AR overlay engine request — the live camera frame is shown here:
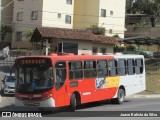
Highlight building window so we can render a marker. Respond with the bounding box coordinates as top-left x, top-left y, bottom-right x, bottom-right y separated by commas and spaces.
110, 11, 113, 15
17, 12, 23, 21
101, 9, 106, 17
101, 48, 107, 54
65, 15, 71, 24
109, 29, 113, 34
92, 47, 98, 54
57, 13, 61, 18
31, 11, 38, 20
16, 32, 22, 41
58, 42, 78, 55
66, 0, 72, 5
